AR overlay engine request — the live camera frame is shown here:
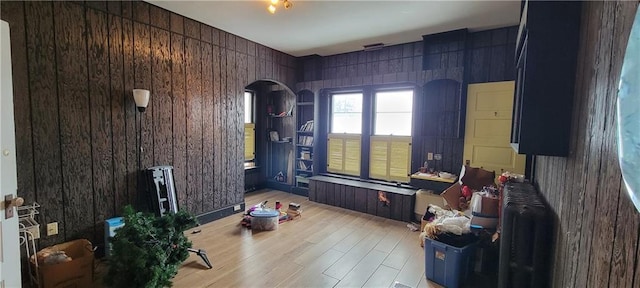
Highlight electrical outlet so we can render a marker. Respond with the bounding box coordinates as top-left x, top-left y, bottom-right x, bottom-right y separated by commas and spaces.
234, 205, 241, 211
47, 222, 58, 236
427, 152, 433, 160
